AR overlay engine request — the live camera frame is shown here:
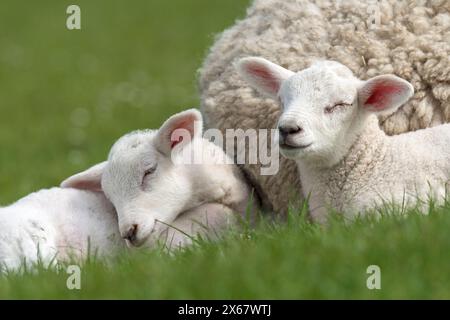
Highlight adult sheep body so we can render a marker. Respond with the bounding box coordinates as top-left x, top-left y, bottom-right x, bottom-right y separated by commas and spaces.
199, 0, 450, 215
